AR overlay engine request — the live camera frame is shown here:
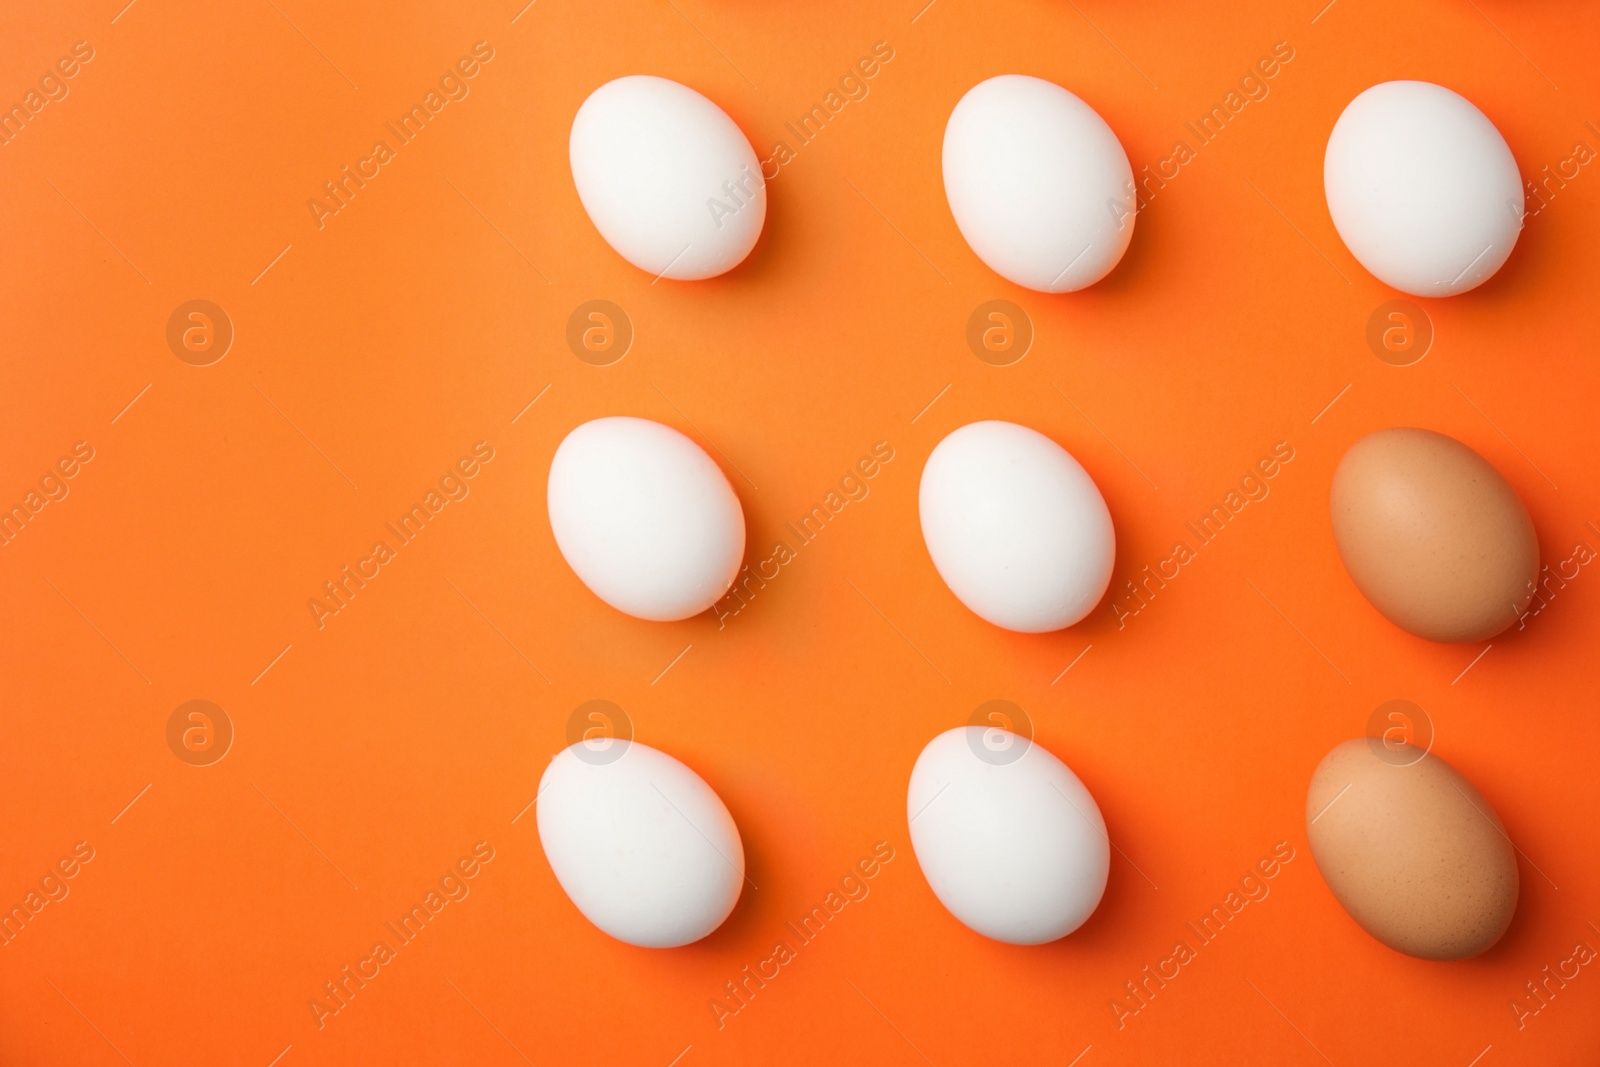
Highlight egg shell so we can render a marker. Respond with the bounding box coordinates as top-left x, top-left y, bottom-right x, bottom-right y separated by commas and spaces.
537, 740, 745, 948
547, 416, 745, 622
942, 75, 1135, 292
1306, 739, 1518, 960
1324, 80, 1523, 296
570, 75, 765, 280
919, 420, 1114, 632
1330, 427, 1537, 642
907, 726, 1110, 944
